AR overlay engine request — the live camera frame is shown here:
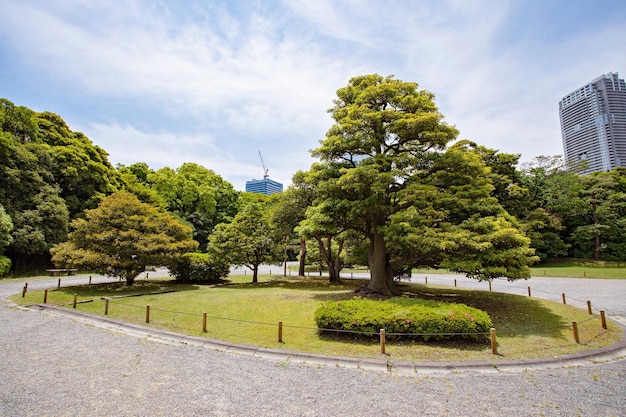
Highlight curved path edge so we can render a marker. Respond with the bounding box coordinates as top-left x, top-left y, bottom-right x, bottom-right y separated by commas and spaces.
27, 302, 626, 374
